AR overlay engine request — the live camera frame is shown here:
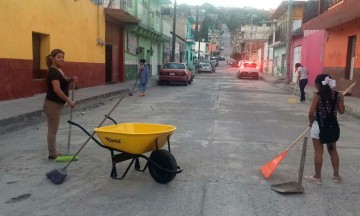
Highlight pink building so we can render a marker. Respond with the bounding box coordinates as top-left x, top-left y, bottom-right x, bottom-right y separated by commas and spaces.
291, 30, 326, 86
